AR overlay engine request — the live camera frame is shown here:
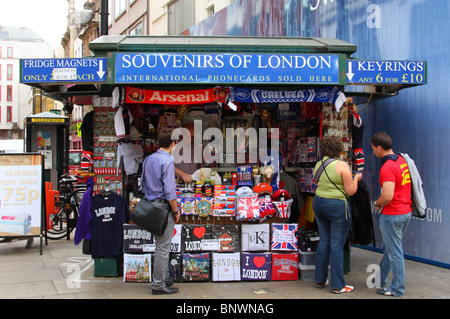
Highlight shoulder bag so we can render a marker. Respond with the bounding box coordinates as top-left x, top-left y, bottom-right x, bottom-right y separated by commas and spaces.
130, 157, 171, 236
